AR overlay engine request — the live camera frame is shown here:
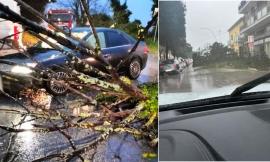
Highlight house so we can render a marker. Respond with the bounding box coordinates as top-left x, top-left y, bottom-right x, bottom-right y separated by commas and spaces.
238, 1, 270, 58
228, 17, 244, 56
